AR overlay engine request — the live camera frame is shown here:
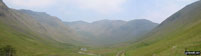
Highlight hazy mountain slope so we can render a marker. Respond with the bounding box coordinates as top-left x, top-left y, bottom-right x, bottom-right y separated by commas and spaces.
126, 1, 201, 56
18, 9, 85, 44
0, 0, 85, 56
109, 19, 158, 42
65, 19, 158, 46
